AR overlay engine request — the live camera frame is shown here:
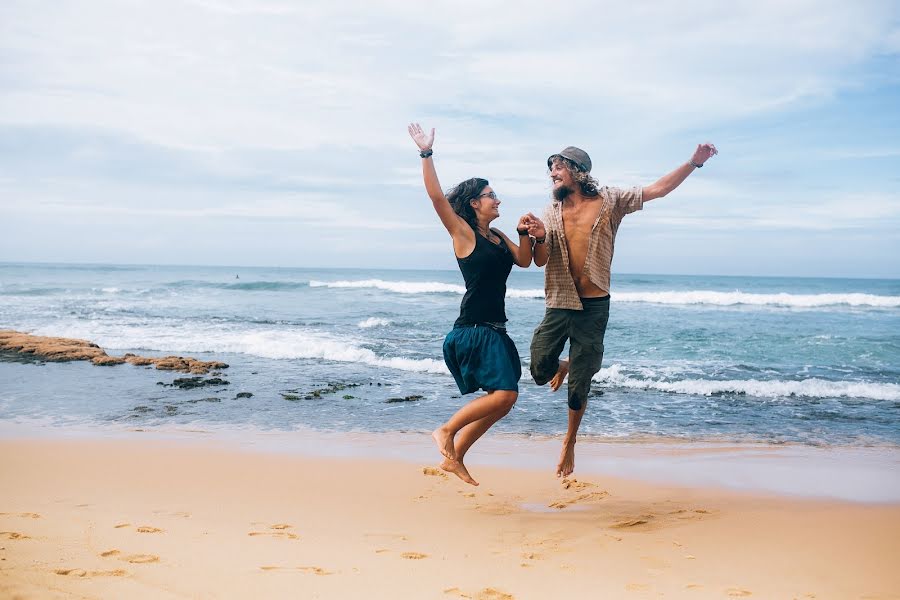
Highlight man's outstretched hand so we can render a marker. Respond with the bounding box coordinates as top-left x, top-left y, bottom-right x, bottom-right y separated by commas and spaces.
691, 143, 718, 166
